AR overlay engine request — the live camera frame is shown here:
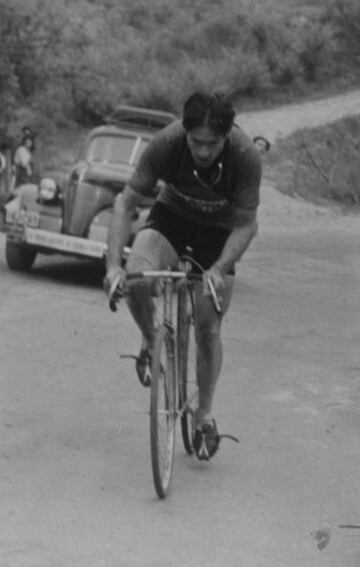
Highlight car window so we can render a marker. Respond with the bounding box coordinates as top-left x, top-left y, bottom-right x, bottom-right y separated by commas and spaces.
86, 135, 148, 165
